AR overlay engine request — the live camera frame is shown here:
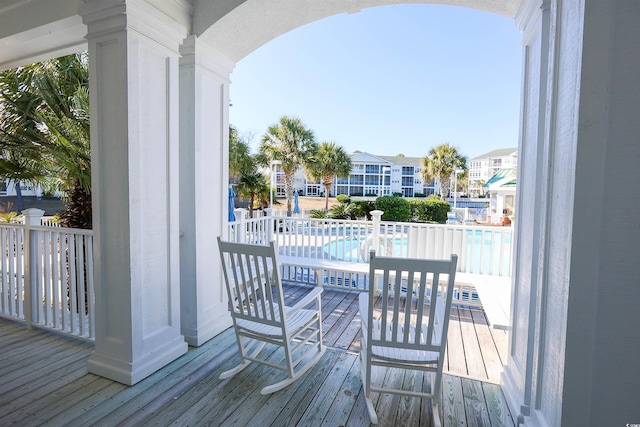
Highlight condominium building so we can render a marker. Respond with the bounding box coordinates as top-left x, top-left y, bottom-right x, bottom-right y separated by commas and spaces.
468, 147, 518, 197
276, 151, 436, 199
